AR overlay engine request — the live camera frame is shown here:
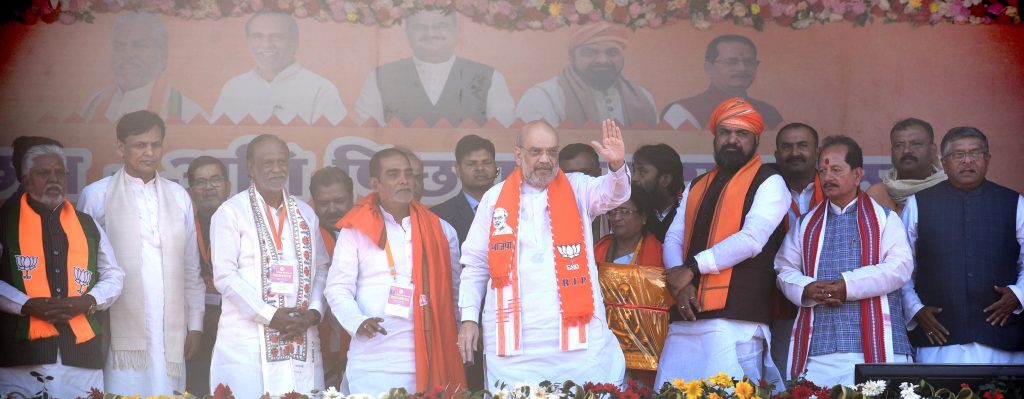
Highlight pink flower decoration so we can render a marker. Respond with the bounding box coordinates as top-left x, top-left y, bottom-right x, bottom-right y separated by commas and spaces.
252, 0, 265, 12
629, 2, 644, 17
851, 1, 867, 13
743, 16, 754, 23
59, 12, 76, 24
589, 10, 602, 20
294, 7, 309, 18
498, 1, 514, 15
987, 3, 1005, 13
543, 15, 559, 29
